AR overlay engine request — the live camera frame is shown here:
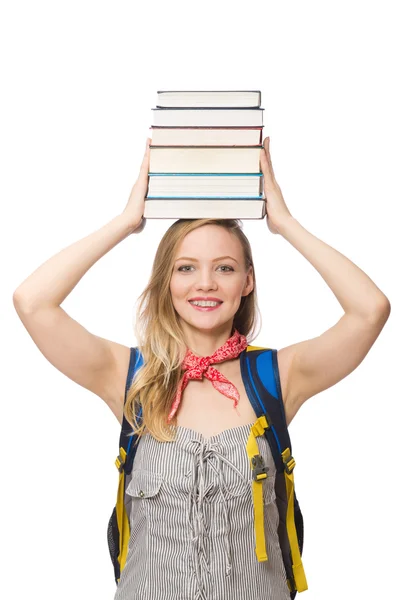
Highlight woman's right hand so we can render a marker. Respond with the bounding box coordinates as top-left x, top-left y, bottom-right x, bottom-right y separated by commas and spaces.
122, 137, 151, 234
